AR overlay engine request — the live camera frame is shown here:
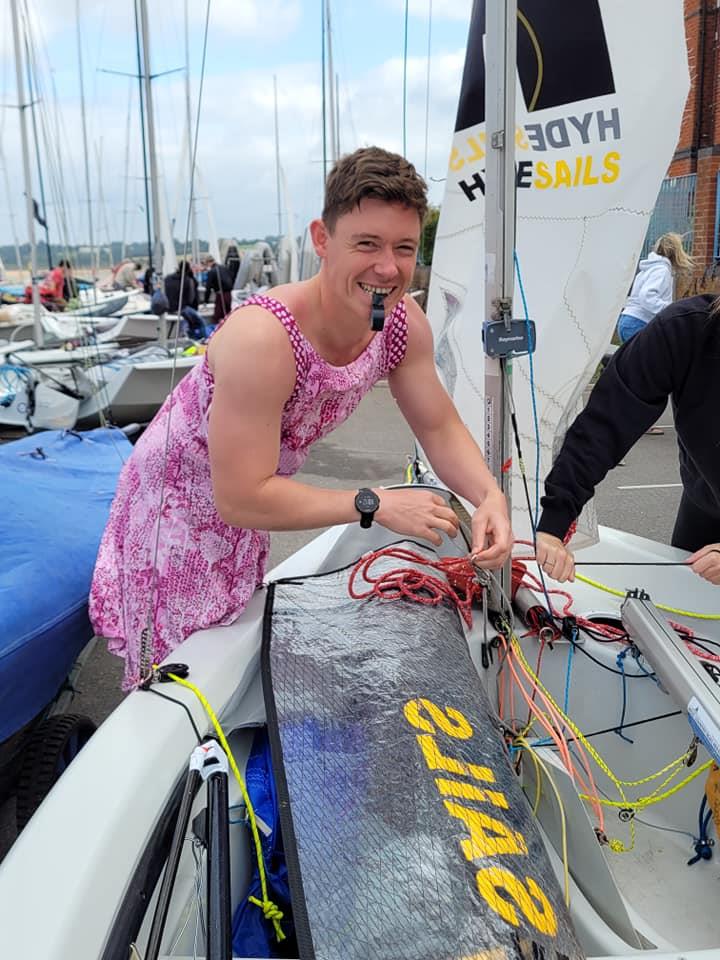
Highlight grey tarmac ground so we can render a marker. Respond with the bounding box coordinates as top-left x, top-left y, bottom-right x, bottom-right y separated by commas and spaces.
0, 383, 681, 860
